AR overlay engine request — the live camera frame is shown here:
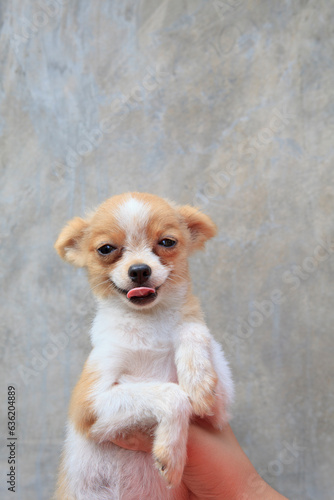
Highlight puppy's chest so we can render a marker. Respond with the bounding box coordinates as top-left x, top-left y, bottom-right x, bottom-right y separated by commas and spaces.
117, 344, 177, 383
93, 308, 180, 382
